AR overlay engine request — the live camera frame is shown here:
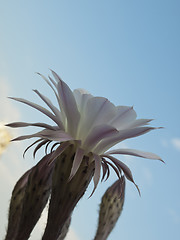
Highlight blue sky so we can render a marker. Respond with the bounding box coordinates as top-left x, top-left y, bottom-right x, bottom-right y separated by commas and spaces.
0, 1, 180, 239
